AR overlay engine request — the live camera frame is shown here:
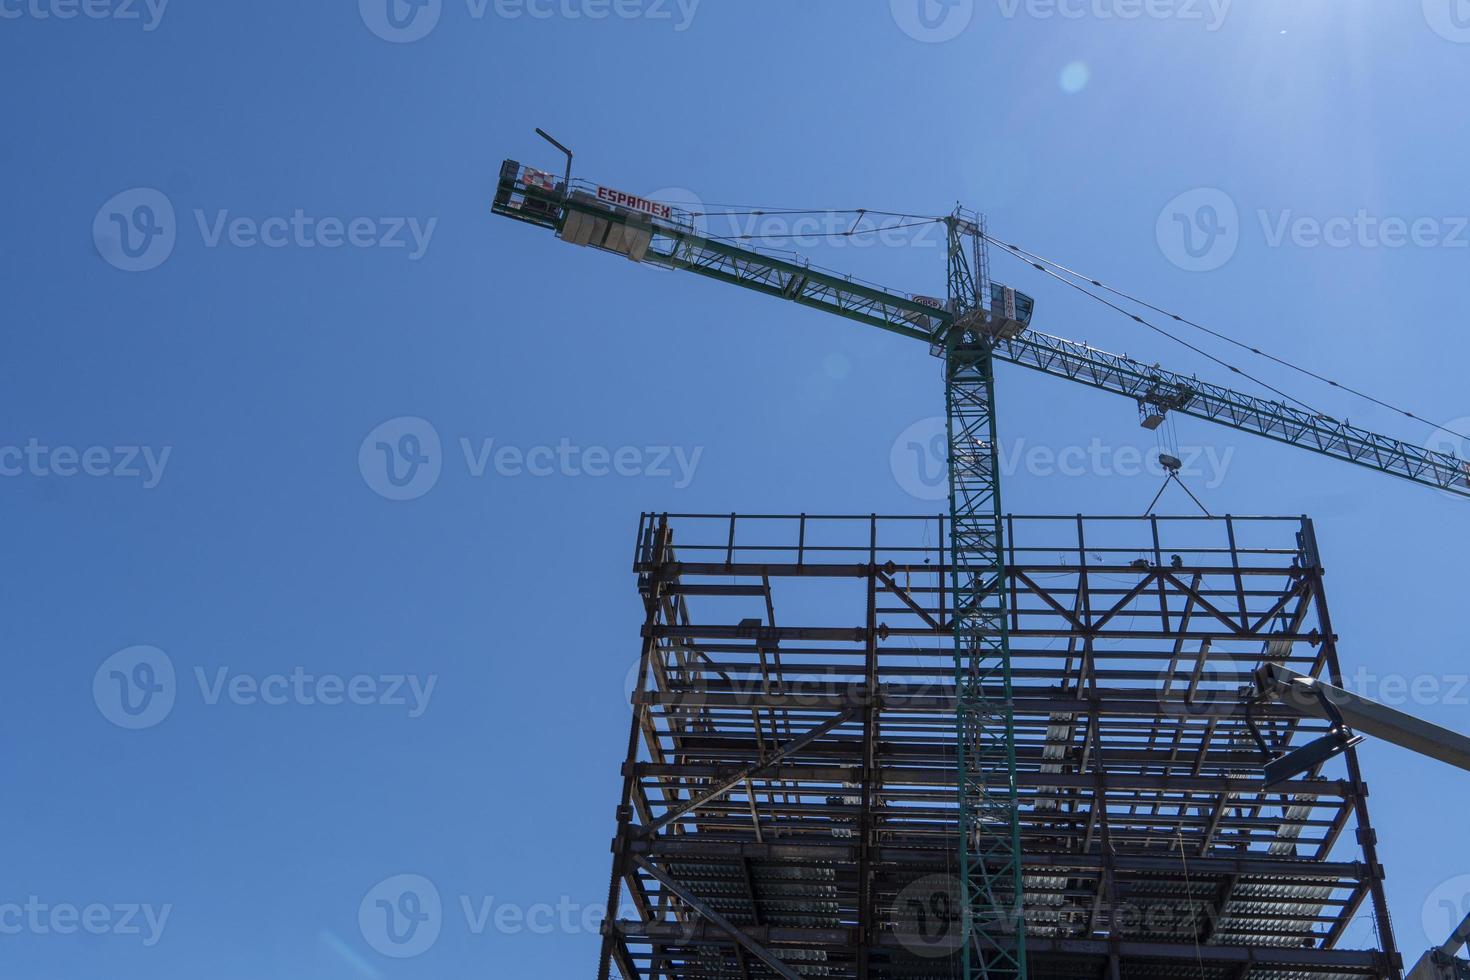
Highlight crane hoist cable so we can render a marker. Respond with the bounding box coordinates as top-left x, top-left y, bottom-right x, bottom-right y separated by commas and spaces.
989, 240, 1333, 419
1144, 465, 1212, 518
986, 233, 1470, 442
